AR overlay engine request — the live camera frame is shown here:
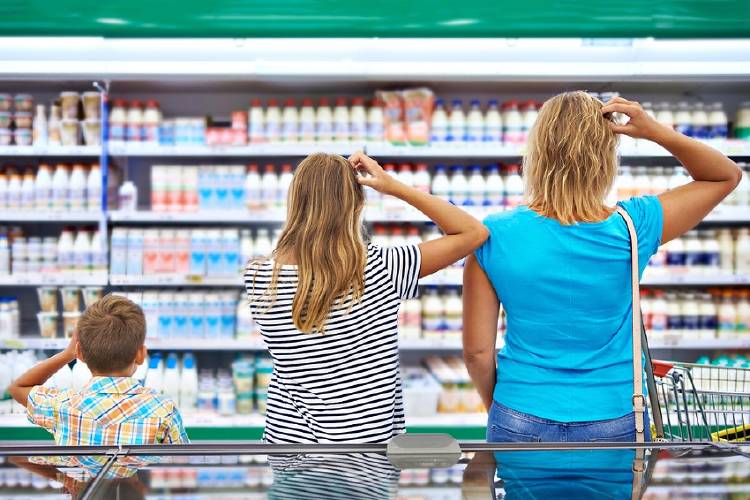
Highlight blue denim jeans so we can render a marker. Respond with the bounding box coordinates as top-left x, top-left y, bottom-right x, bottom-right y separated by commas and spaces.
487, 401, 650, 442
